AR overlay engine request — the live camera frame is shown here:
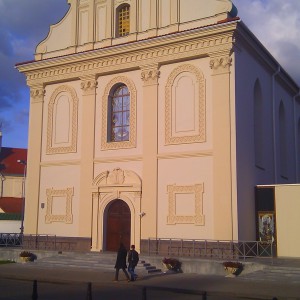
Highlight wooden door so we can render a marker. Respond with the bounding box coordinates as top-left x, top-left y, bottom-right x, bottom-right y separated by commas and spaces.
106, 199, 131, 251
